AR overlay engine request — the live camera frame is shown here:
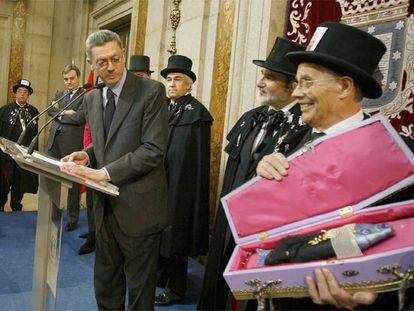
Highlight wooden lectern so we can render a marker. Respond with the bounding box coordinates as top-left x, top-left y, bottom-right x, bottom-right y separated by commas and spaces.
0, 137, 119, 310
